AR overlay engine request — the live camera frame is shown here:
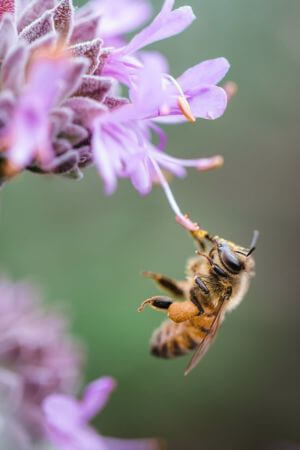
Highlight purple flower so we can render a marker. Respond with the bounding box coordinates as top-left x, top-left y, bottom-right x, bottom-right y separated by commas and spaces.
43, 377, 160, 450
0, 276, 82, 441
77, 0, 153, 47
93, 53, 227, 219
0, 0, 230, 222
